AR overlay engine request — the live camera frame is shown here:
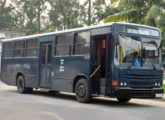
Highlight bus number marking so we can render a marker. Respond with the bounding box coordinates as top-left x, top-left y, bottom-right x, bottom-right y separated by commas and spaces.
59, 59, 64, 72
